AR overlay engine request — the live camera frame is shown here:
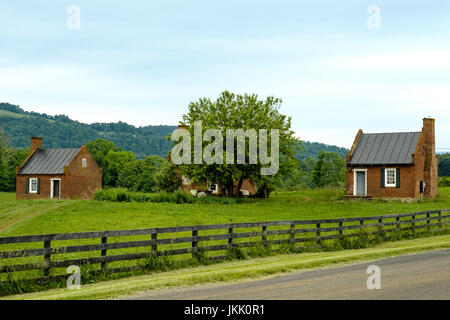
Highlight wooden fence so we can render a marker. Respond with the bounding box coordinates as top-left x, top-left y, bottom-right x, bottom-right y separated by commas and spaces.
1, 209, 449, 283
